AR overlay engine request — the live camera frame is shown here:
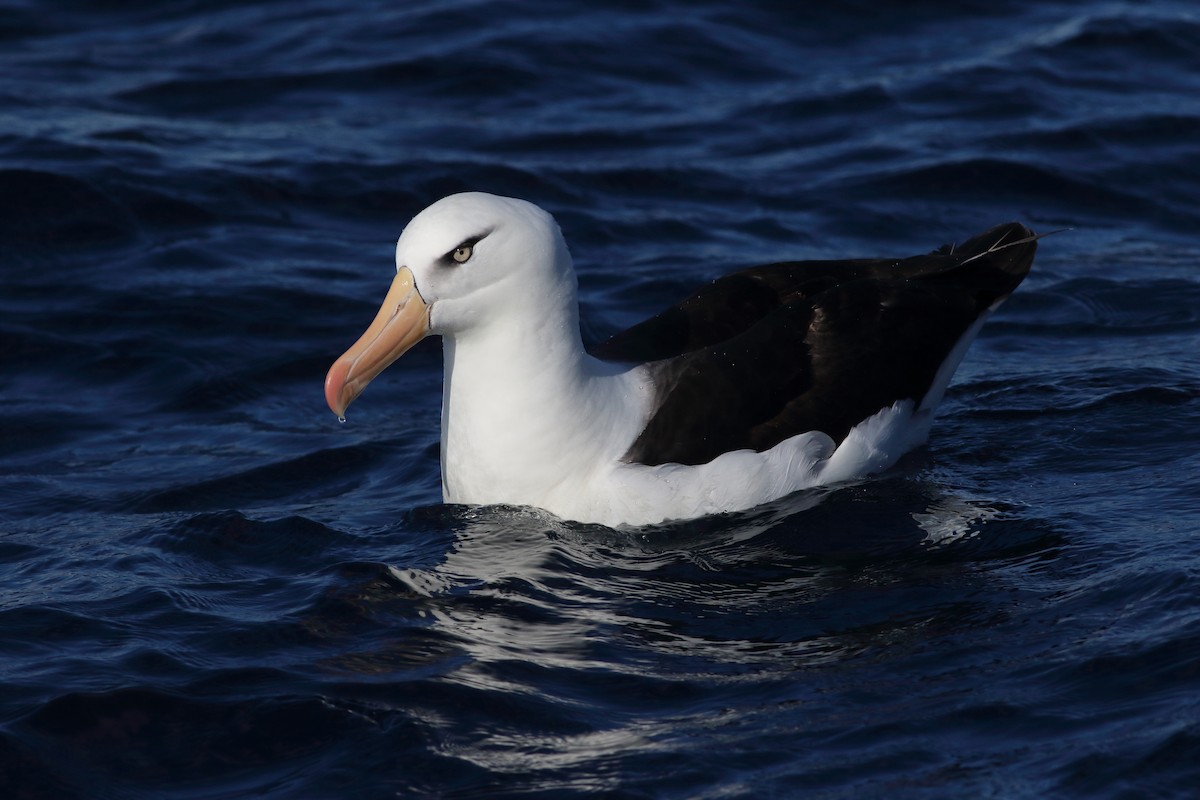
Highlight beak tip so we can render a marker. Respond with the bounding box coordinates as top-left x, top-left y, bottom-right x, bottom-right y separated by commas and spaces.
324, 266, 429, 421
325, 359, 352, 418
